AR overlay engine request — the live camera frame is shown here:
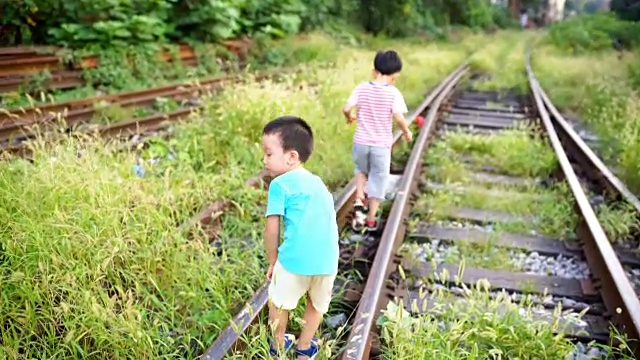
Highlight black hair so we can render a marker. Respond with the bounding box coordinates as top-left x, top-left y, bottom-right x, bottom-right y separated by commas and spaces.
374, 50, 403, 76
263, 116, 314, 162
